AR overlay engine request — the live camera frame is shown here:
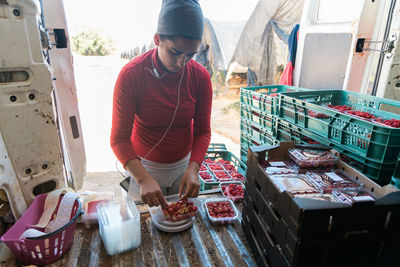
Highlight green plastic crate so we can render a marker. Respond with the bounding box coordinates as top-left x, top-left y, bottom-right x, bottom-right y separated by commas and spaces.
241, 104, 275, 132
391, 176, 400, 190
200, 149, 246, 191
278, 90, 400, 165
240, 85, 311, 115
392, 156, 400, 182
207, 143, 227, 152
240, 132, 278, 169
240, 119, 275, 145
274, 118, 396, 183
